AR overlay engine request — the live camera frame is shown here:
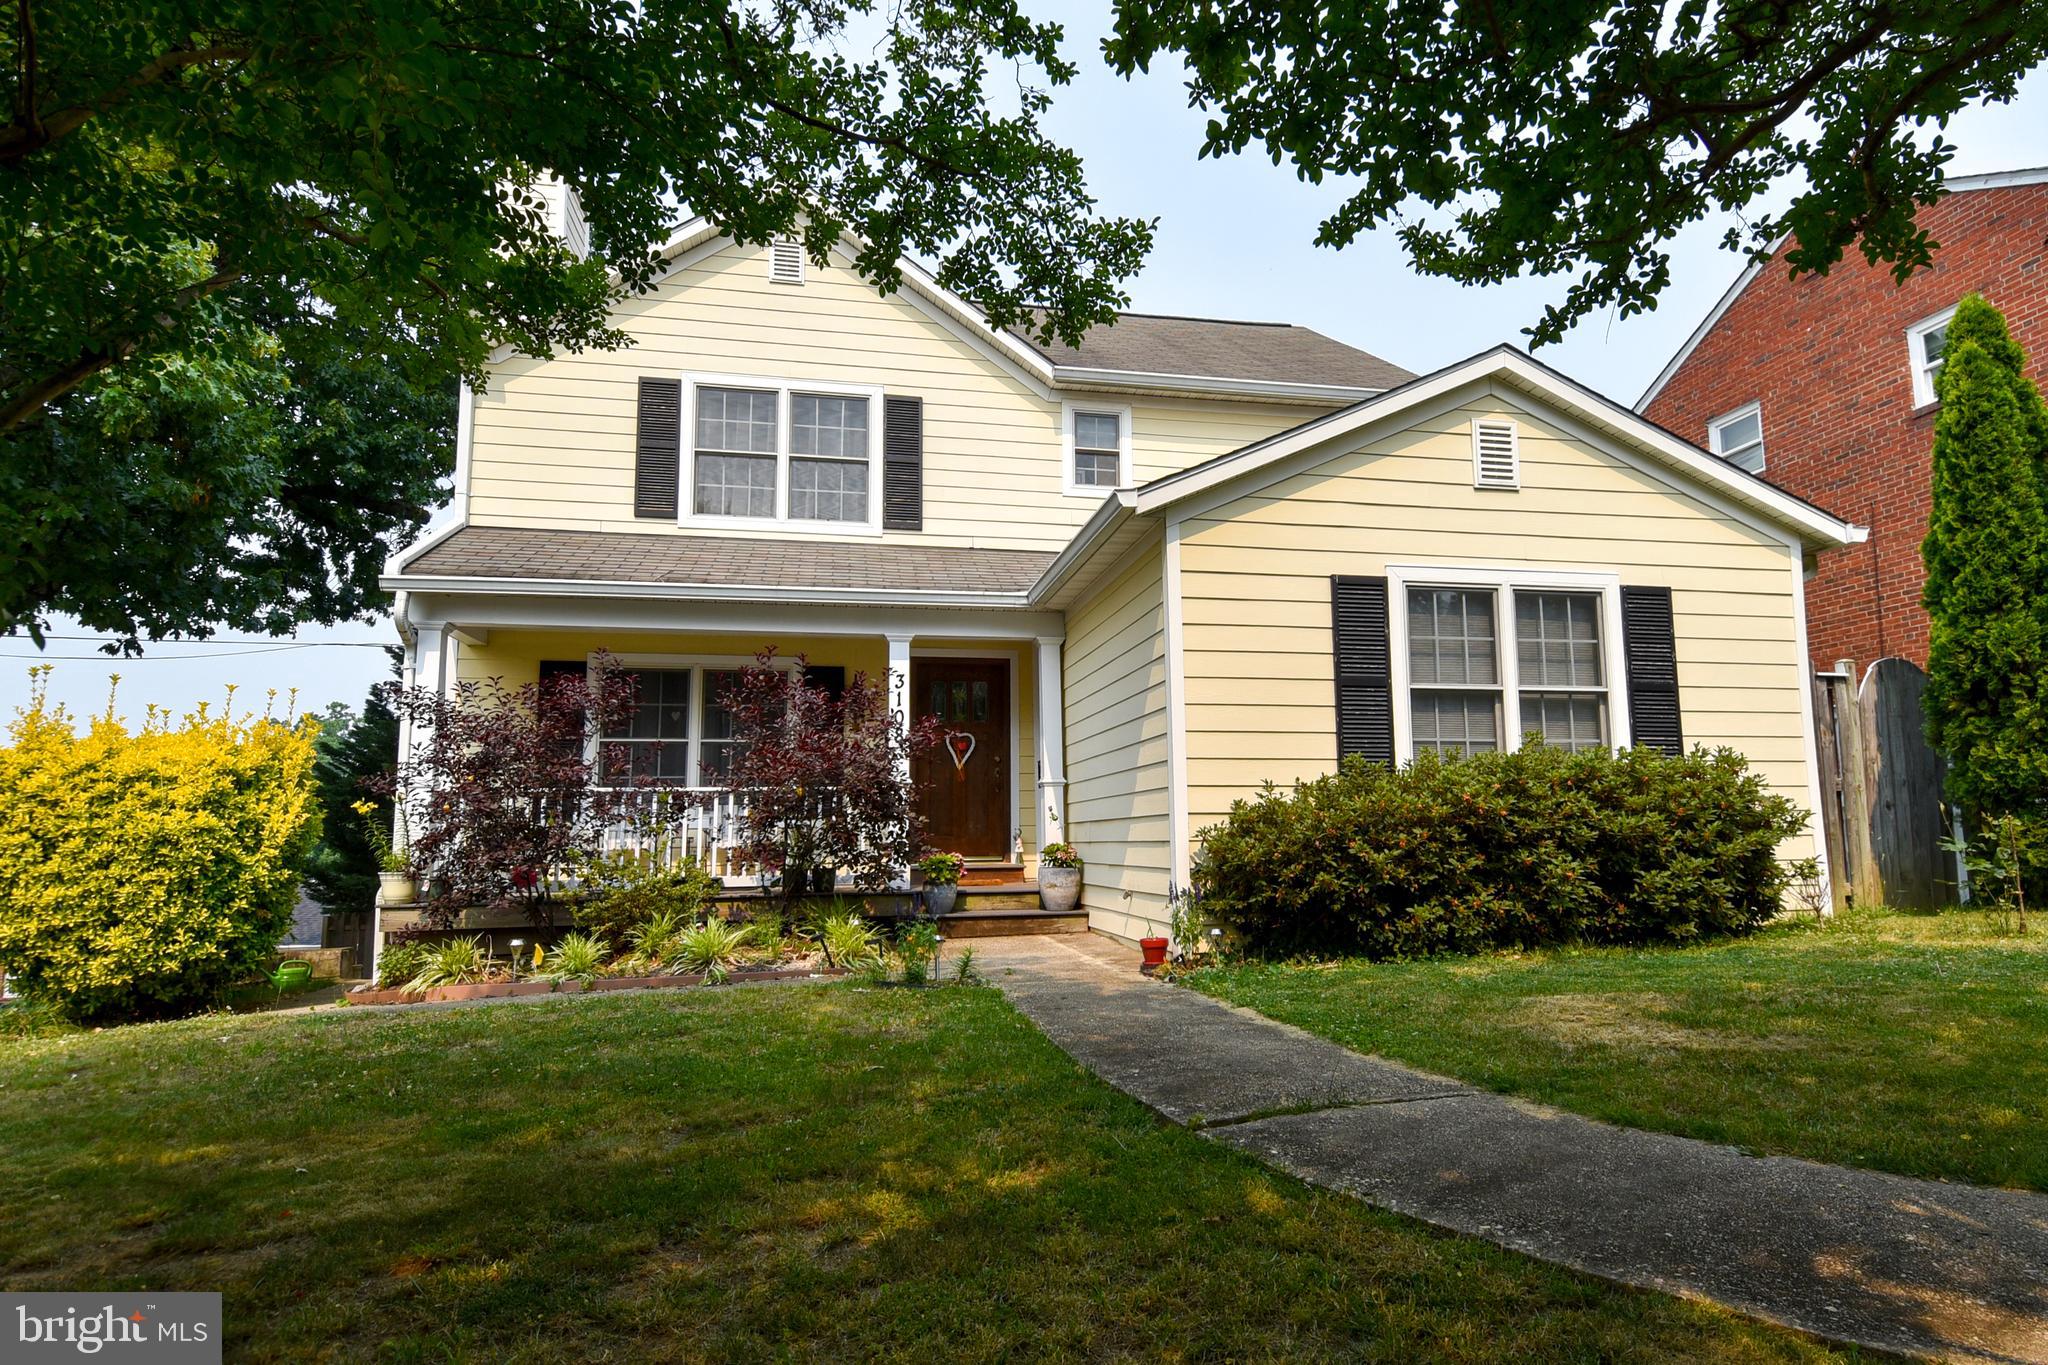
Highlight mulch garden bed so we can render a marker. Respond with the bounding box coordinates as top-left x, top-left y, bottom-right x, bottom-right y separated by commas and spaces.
346, 965, 847, 1007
